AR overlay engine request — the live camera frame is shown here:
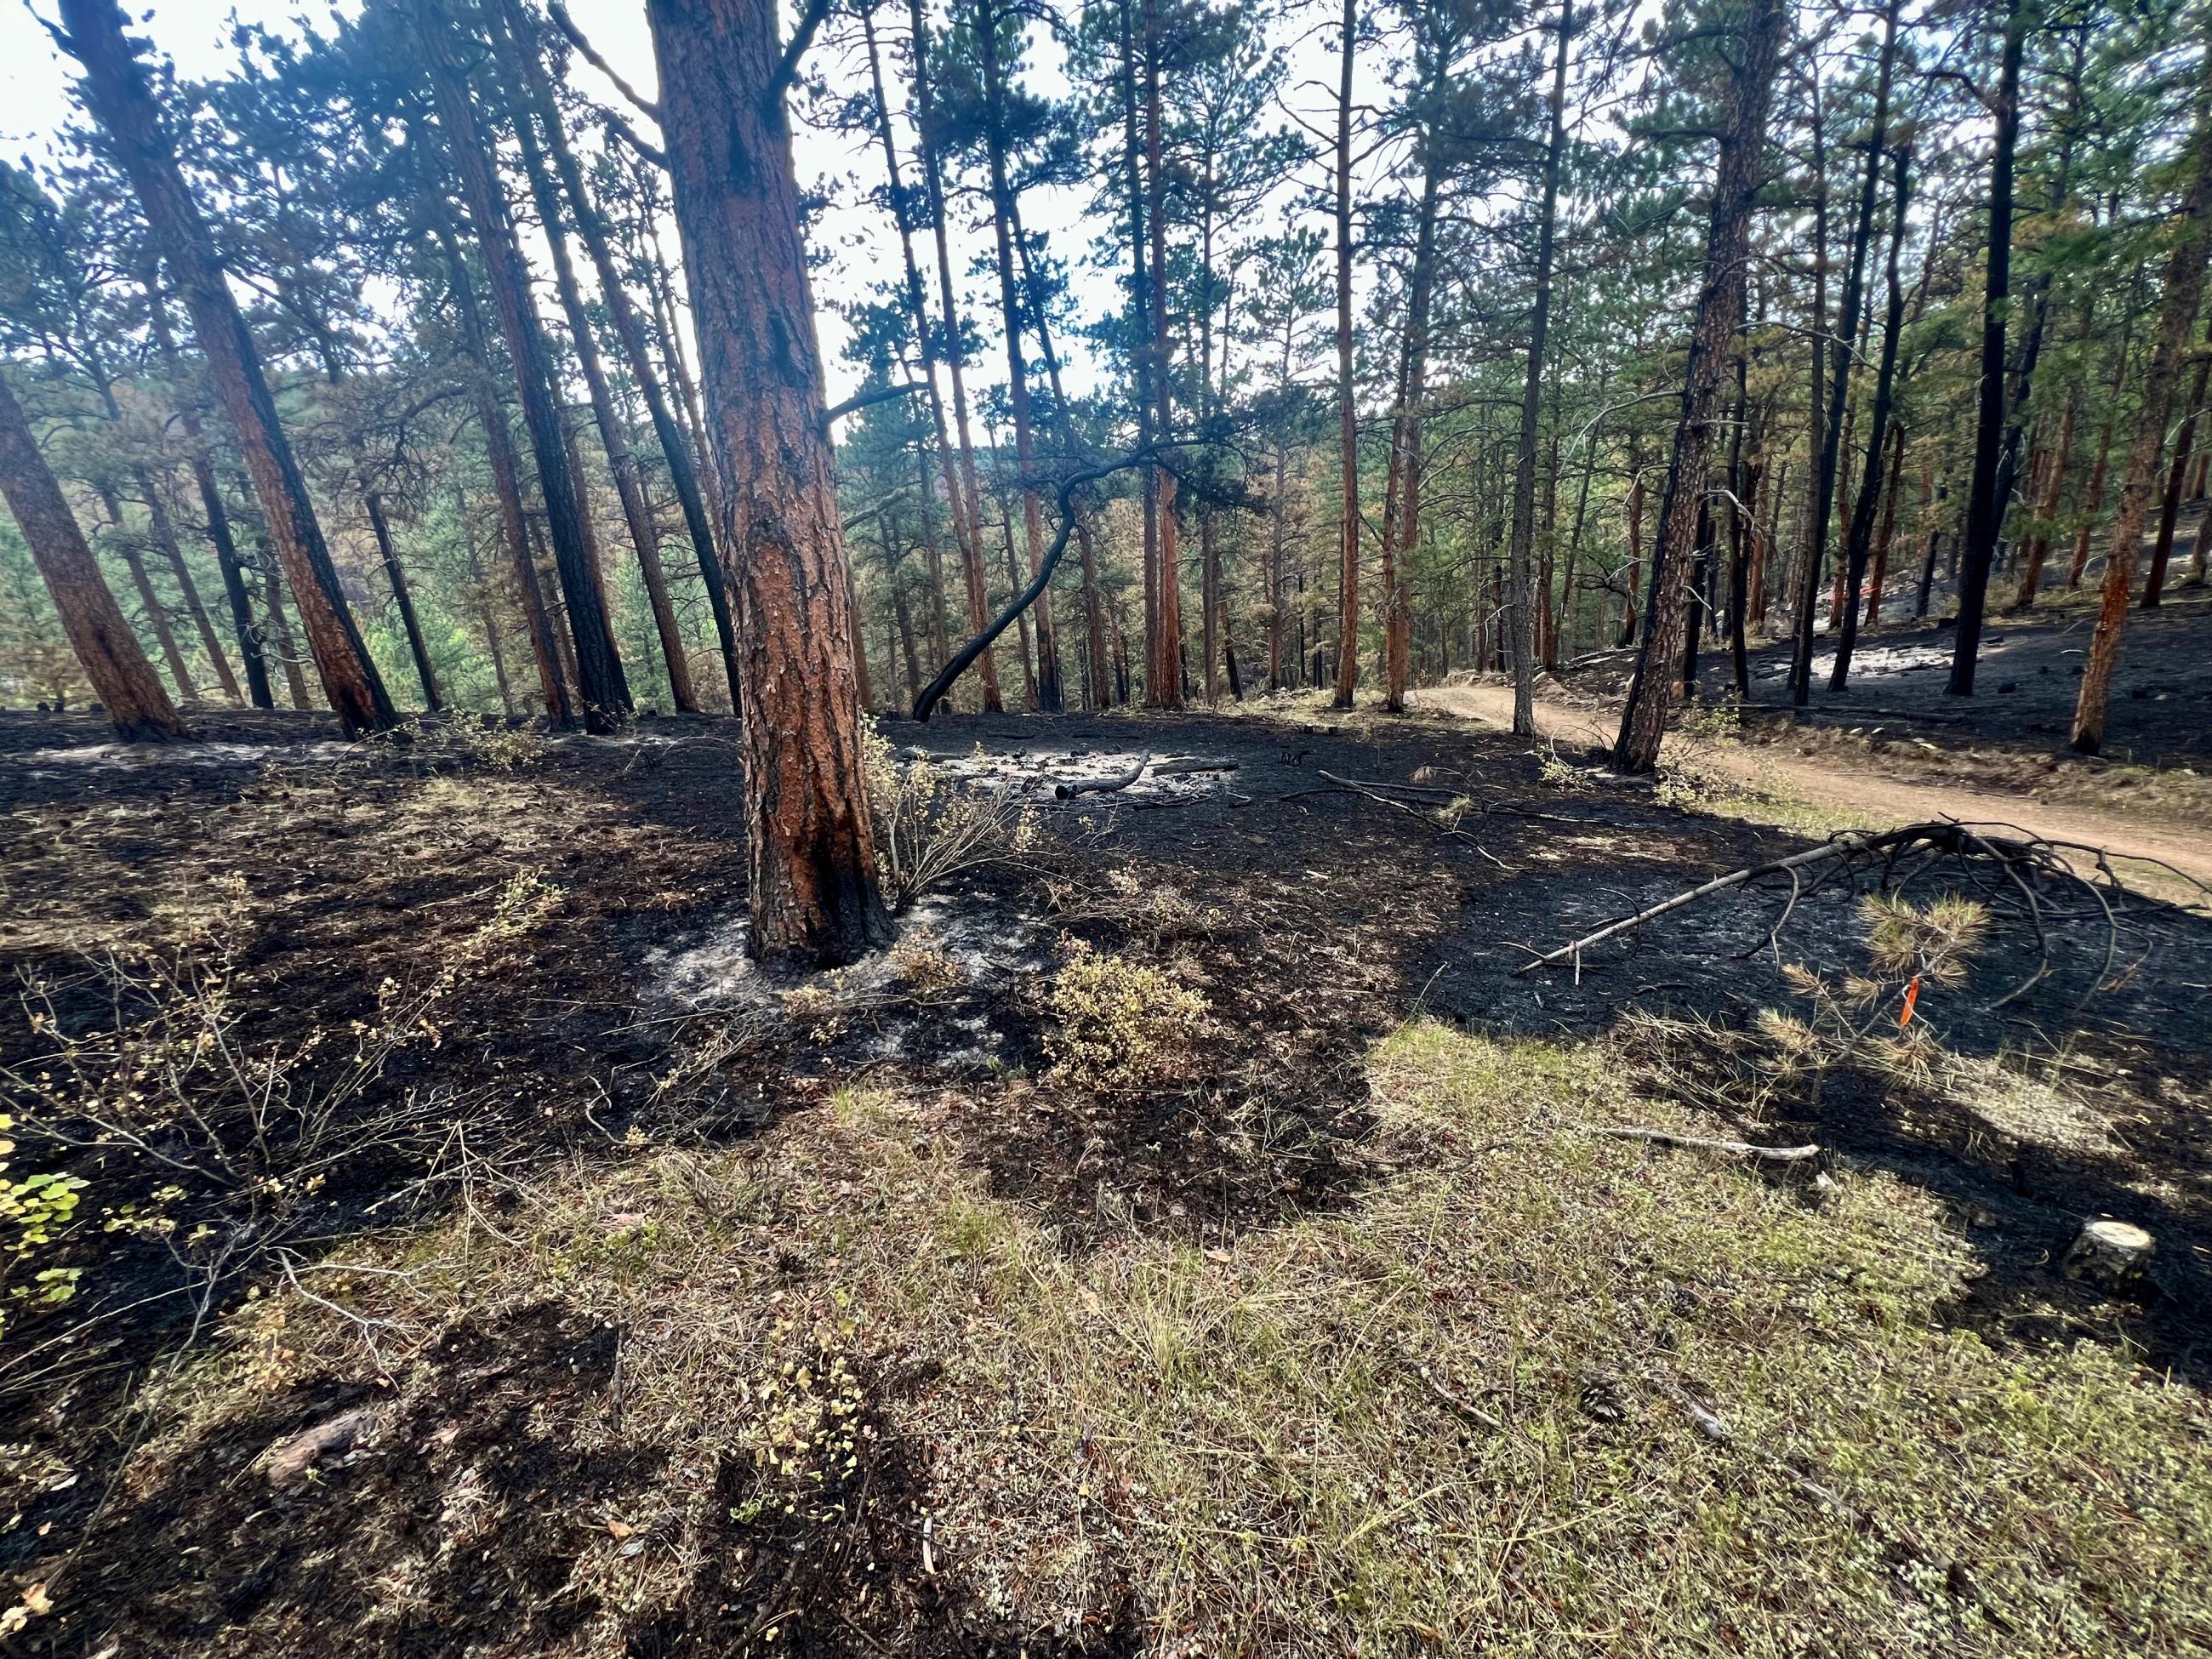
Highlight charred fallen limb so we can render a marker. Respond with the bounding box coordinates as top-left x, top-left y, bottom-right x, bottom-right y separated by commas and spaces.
1054, 755, 1150, 798
1149, 756, 1240, 778
915, 444, 1184, 722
